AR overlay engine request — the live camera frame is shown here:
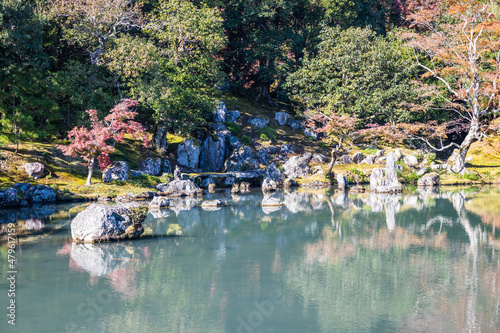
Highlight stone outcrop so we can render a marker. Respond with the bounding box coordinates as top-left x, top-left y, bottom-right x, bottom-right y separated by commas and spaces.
370, 169, 384, 190
137, 157, 162, 176
371, 152, 403, 193
157, 179, 200, 197
227, 110, 240, 123
275, 112, 290, 126
248, 117, 269, 129
280, 144, 297, 155
149, 197, 170, 208
71, 204, 146, 243
24, 162, 45, 179
352, 152, 364, 164
200, 127, 230, 172
338, 155, 353, 164
102, 161, 129, 182
262, 178, 279, 192
224, 146, 253, 171
336, 173, 348, 190
360, 155, 376, 165
214, 101, 227, 123
403, 155, 418, 167
288, 119, 304, 130
0, 183, 57, 208
417, 172, 439, 187
177, 139, 201, 169
257, 148, 271, 165
304, 128, 319, 140
283, 156, 310, 179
